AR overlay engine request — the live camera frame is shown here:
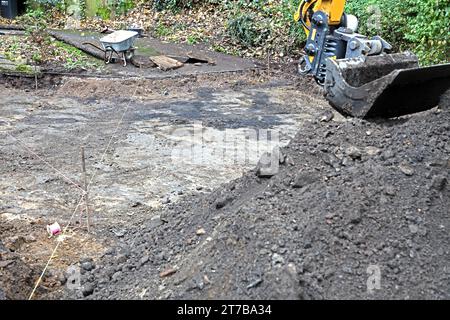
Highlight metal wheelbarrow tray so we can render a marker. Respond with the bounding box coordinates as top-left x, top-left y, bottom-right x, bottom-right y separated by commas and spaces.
99, 30, 139, 67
